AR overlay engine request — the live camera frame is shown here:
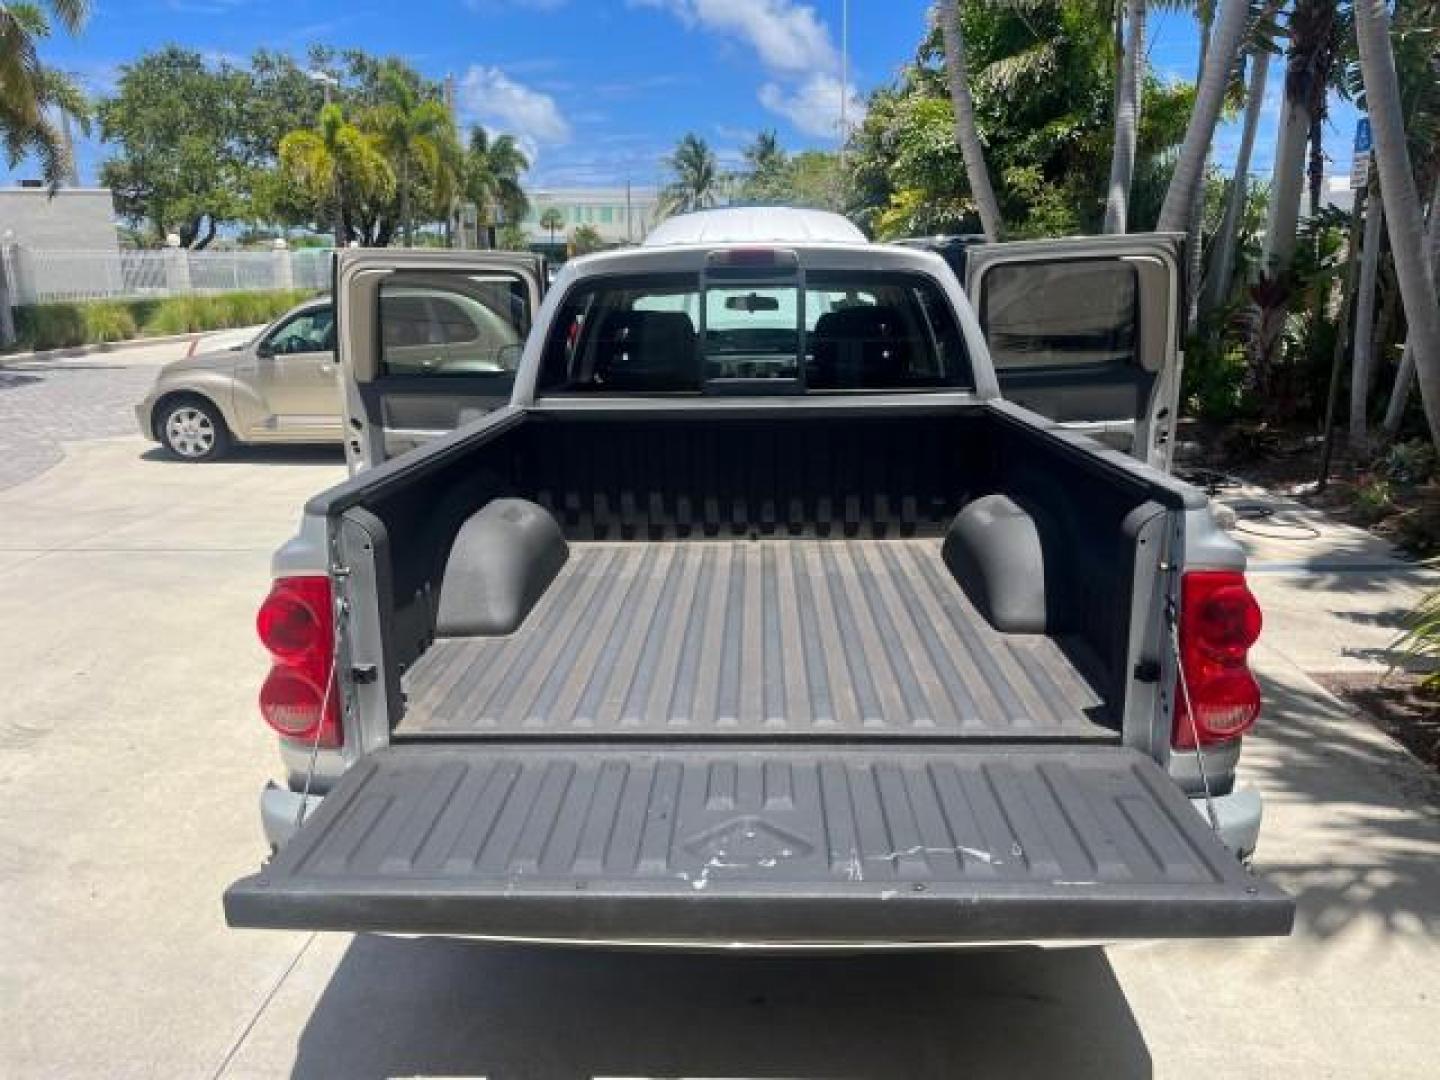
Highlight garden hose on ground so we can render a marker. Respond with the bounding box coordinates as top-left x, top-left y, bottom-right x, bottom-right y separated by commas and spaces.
1178, 467, 1324, 541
